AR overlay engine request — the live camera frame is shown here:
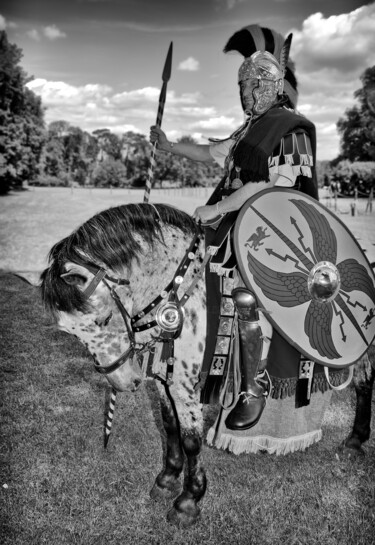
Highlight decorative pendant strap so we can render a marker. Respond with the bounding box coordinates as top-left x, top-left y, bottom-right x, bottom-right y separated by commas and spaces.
131, 231, 203, 331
